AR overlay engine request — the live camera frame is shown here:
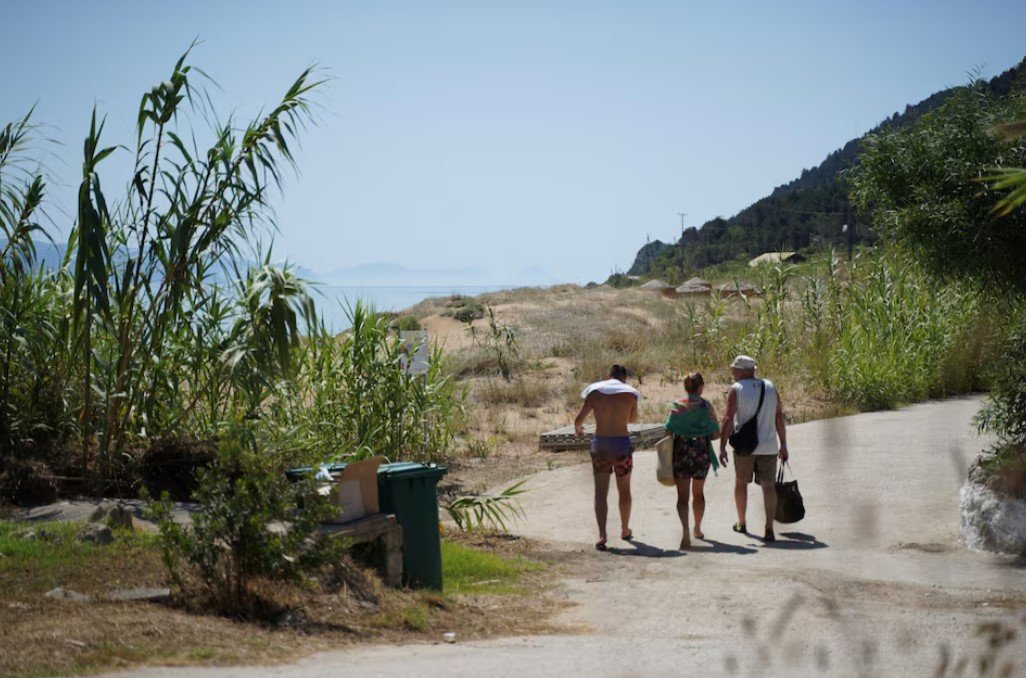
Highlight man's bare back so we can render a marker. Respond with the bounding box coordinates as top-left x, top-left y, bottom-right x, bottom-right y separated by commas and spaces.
577, 391, 638, 436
